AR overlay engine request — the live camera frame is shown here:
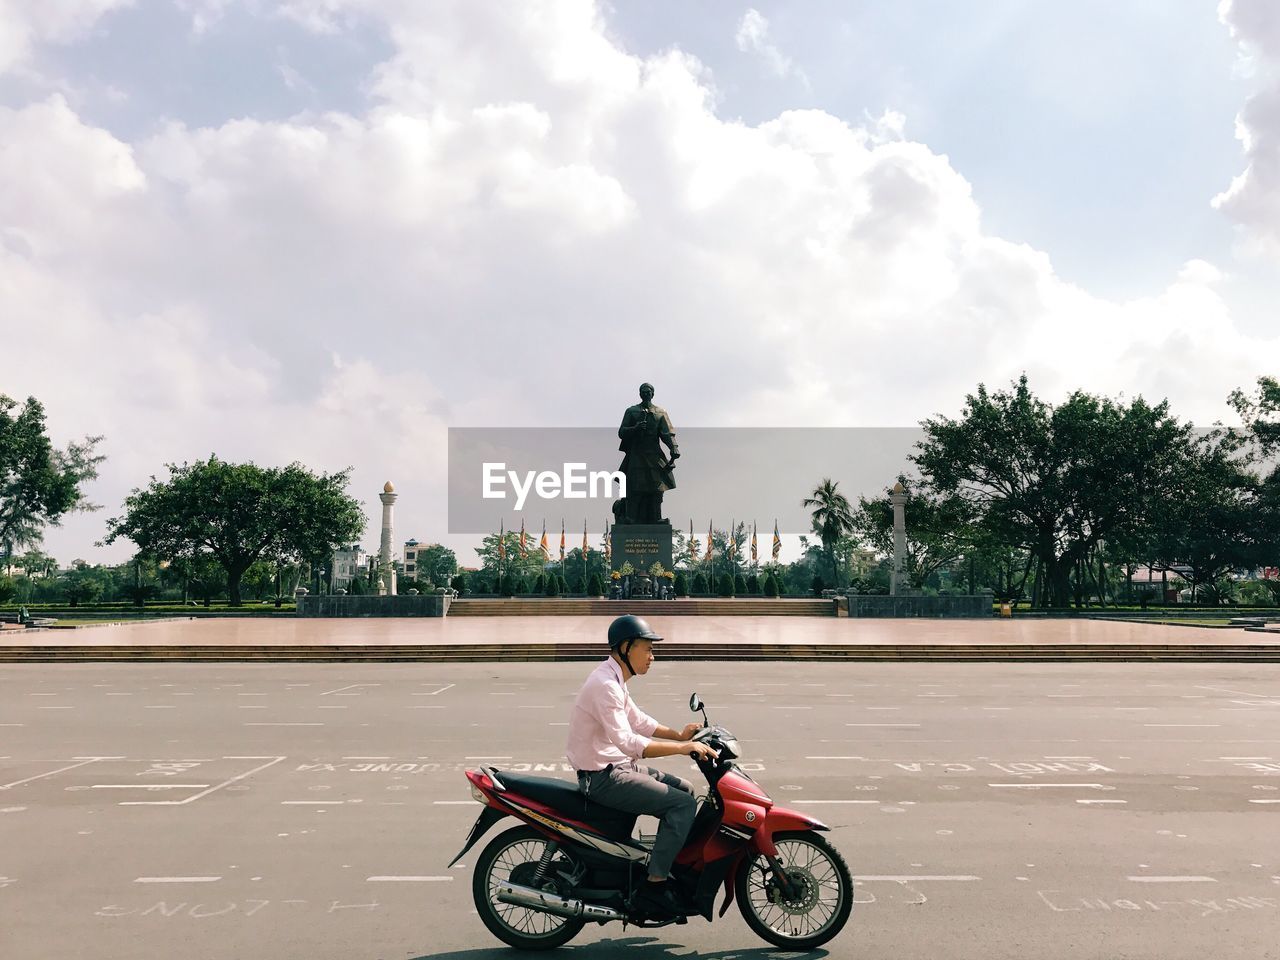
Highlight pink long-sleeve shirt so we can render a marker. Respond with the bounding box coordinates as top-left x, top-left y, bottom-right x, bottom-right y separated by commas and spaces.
566, 658, 659, 771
